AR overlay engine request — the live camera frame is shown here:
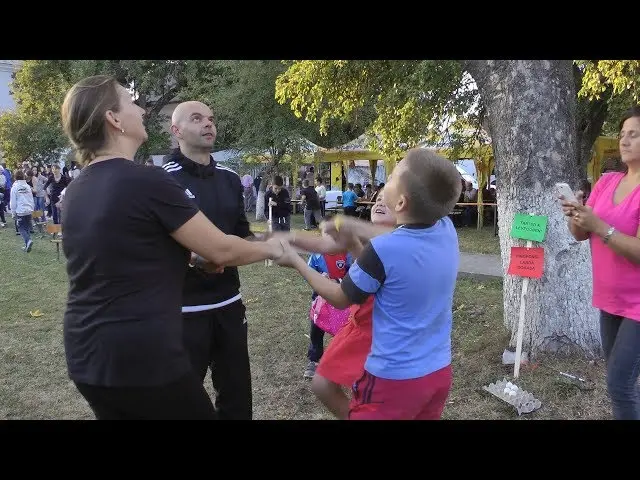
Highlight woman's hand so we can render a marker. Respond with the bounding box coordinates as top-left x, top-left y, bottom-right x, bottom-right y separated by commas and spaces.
273, 239, 302, 268
559, 190, 584, 217
265, 236, 287, 261
570, 203, 607, 234
189, 253, 224, 273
